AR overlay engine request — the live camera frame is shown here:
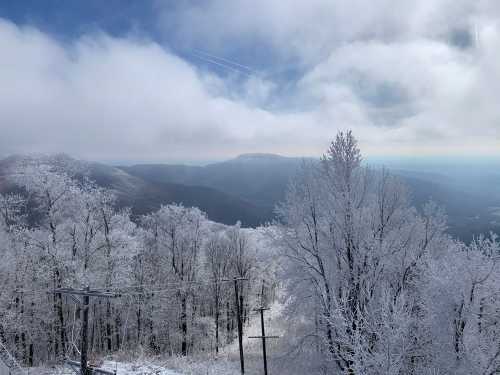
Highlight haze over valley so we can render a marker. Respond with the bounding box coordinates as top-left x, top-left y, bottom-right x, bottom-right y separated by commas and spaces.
3, 153, 498, 242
